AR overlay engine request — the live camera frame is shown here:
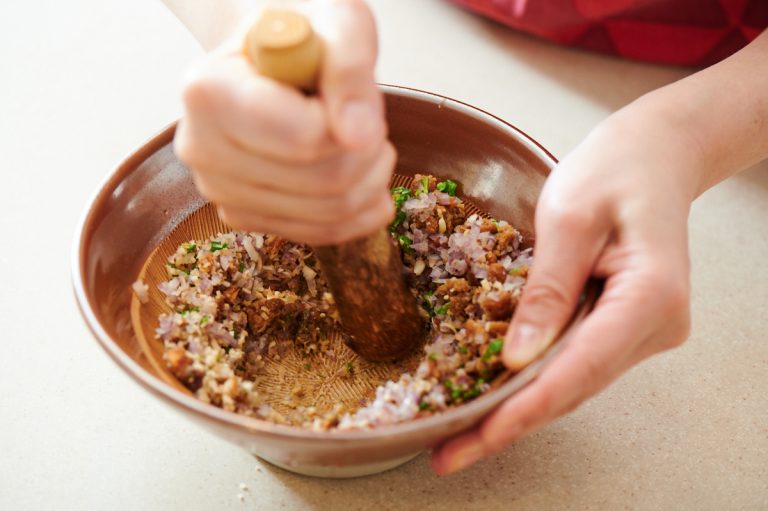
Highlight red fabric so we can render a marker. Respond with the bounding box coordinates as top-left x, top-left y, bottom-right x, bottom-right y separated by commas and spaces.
452, 0, 767, 66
